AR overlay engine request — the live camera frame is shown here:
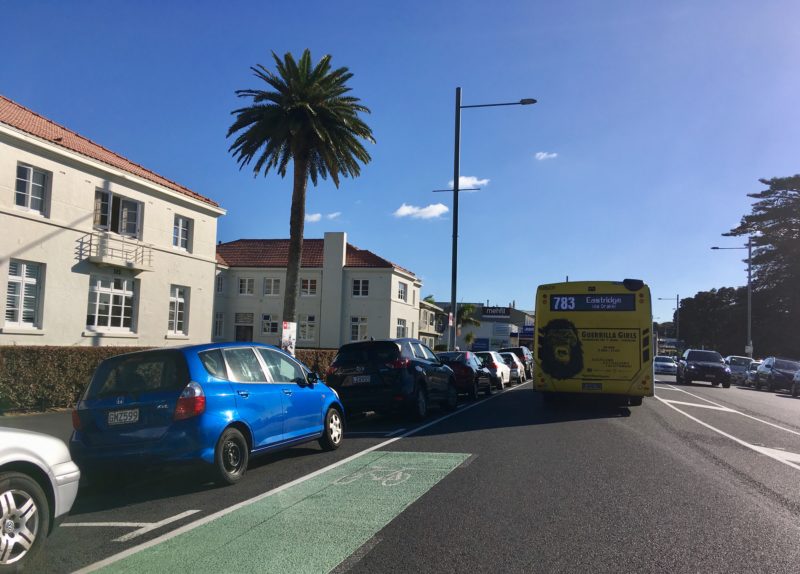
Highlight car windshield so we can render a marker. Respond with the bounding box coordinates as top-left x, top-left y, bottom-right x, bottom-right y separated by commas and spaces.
334, 342, 399, 364
687, 351, 723, 363
655, 357, 674, 363
728, 357, 751, 367
775, 359, 800, 370
437, 352, 465, 362
85, 351, 189, 399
